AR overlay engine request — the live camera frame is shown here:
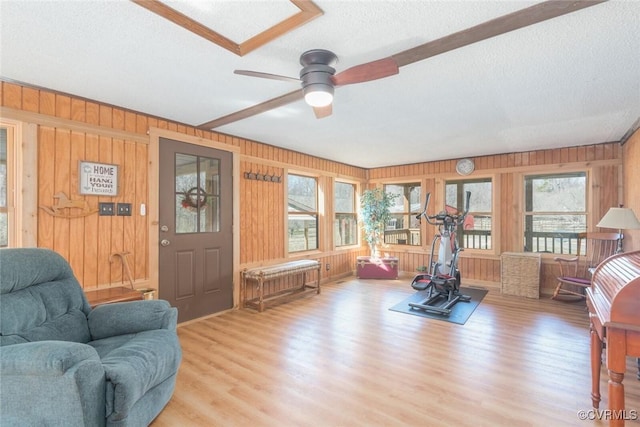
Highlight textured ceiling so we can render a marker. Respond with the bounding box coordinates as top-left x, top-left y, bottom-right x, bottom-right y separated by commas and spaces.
1, 1, 638, 168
